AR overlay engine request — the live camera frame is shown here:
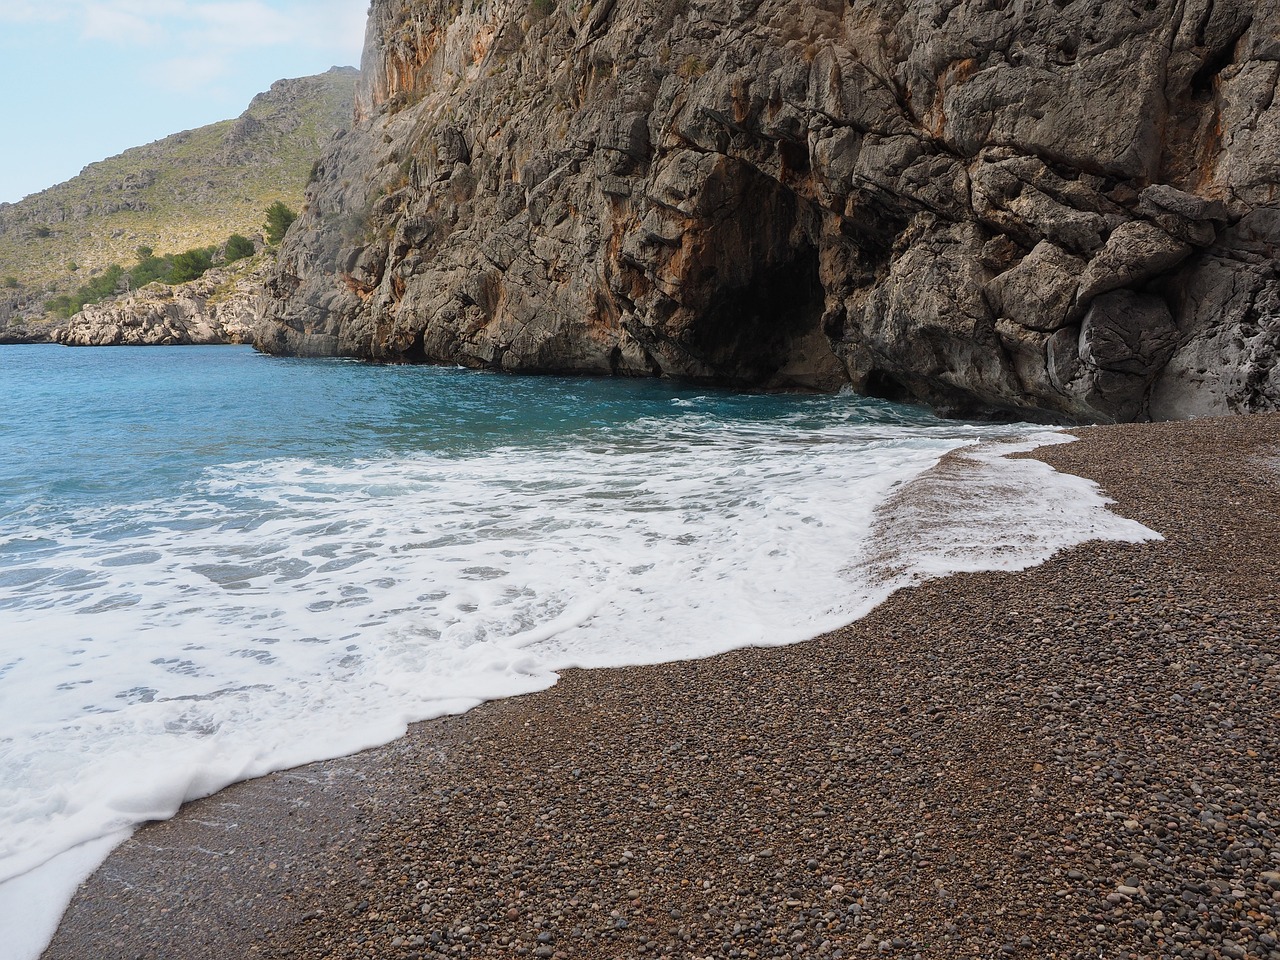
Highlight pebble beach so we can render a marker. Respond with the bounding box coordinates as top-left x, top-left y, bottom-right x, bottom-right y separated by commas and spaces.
45, 413, 1280, 960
